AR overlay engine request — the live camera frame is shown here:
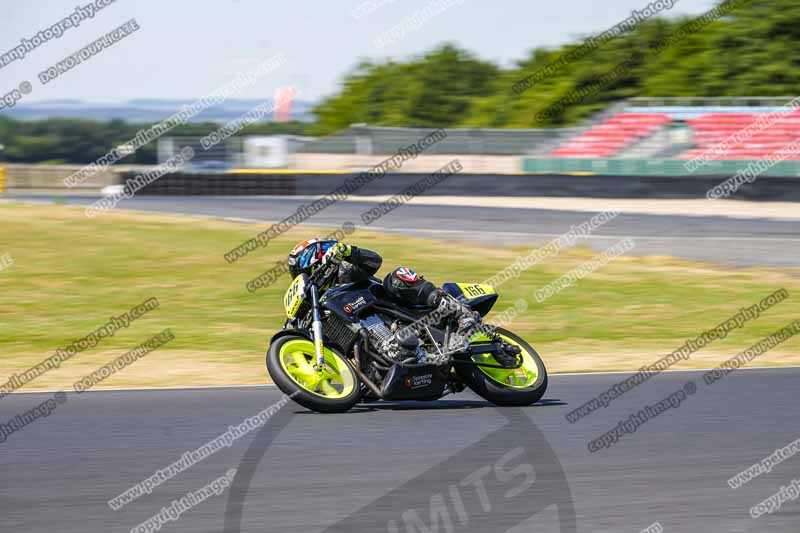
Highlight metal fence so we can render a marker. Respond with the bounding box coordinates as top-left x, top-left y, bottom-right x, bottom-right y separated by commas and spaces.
625, 96, 799, 108
157, 136, 239, 168
521, 157, 800, 177
295, 125, 577, 156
